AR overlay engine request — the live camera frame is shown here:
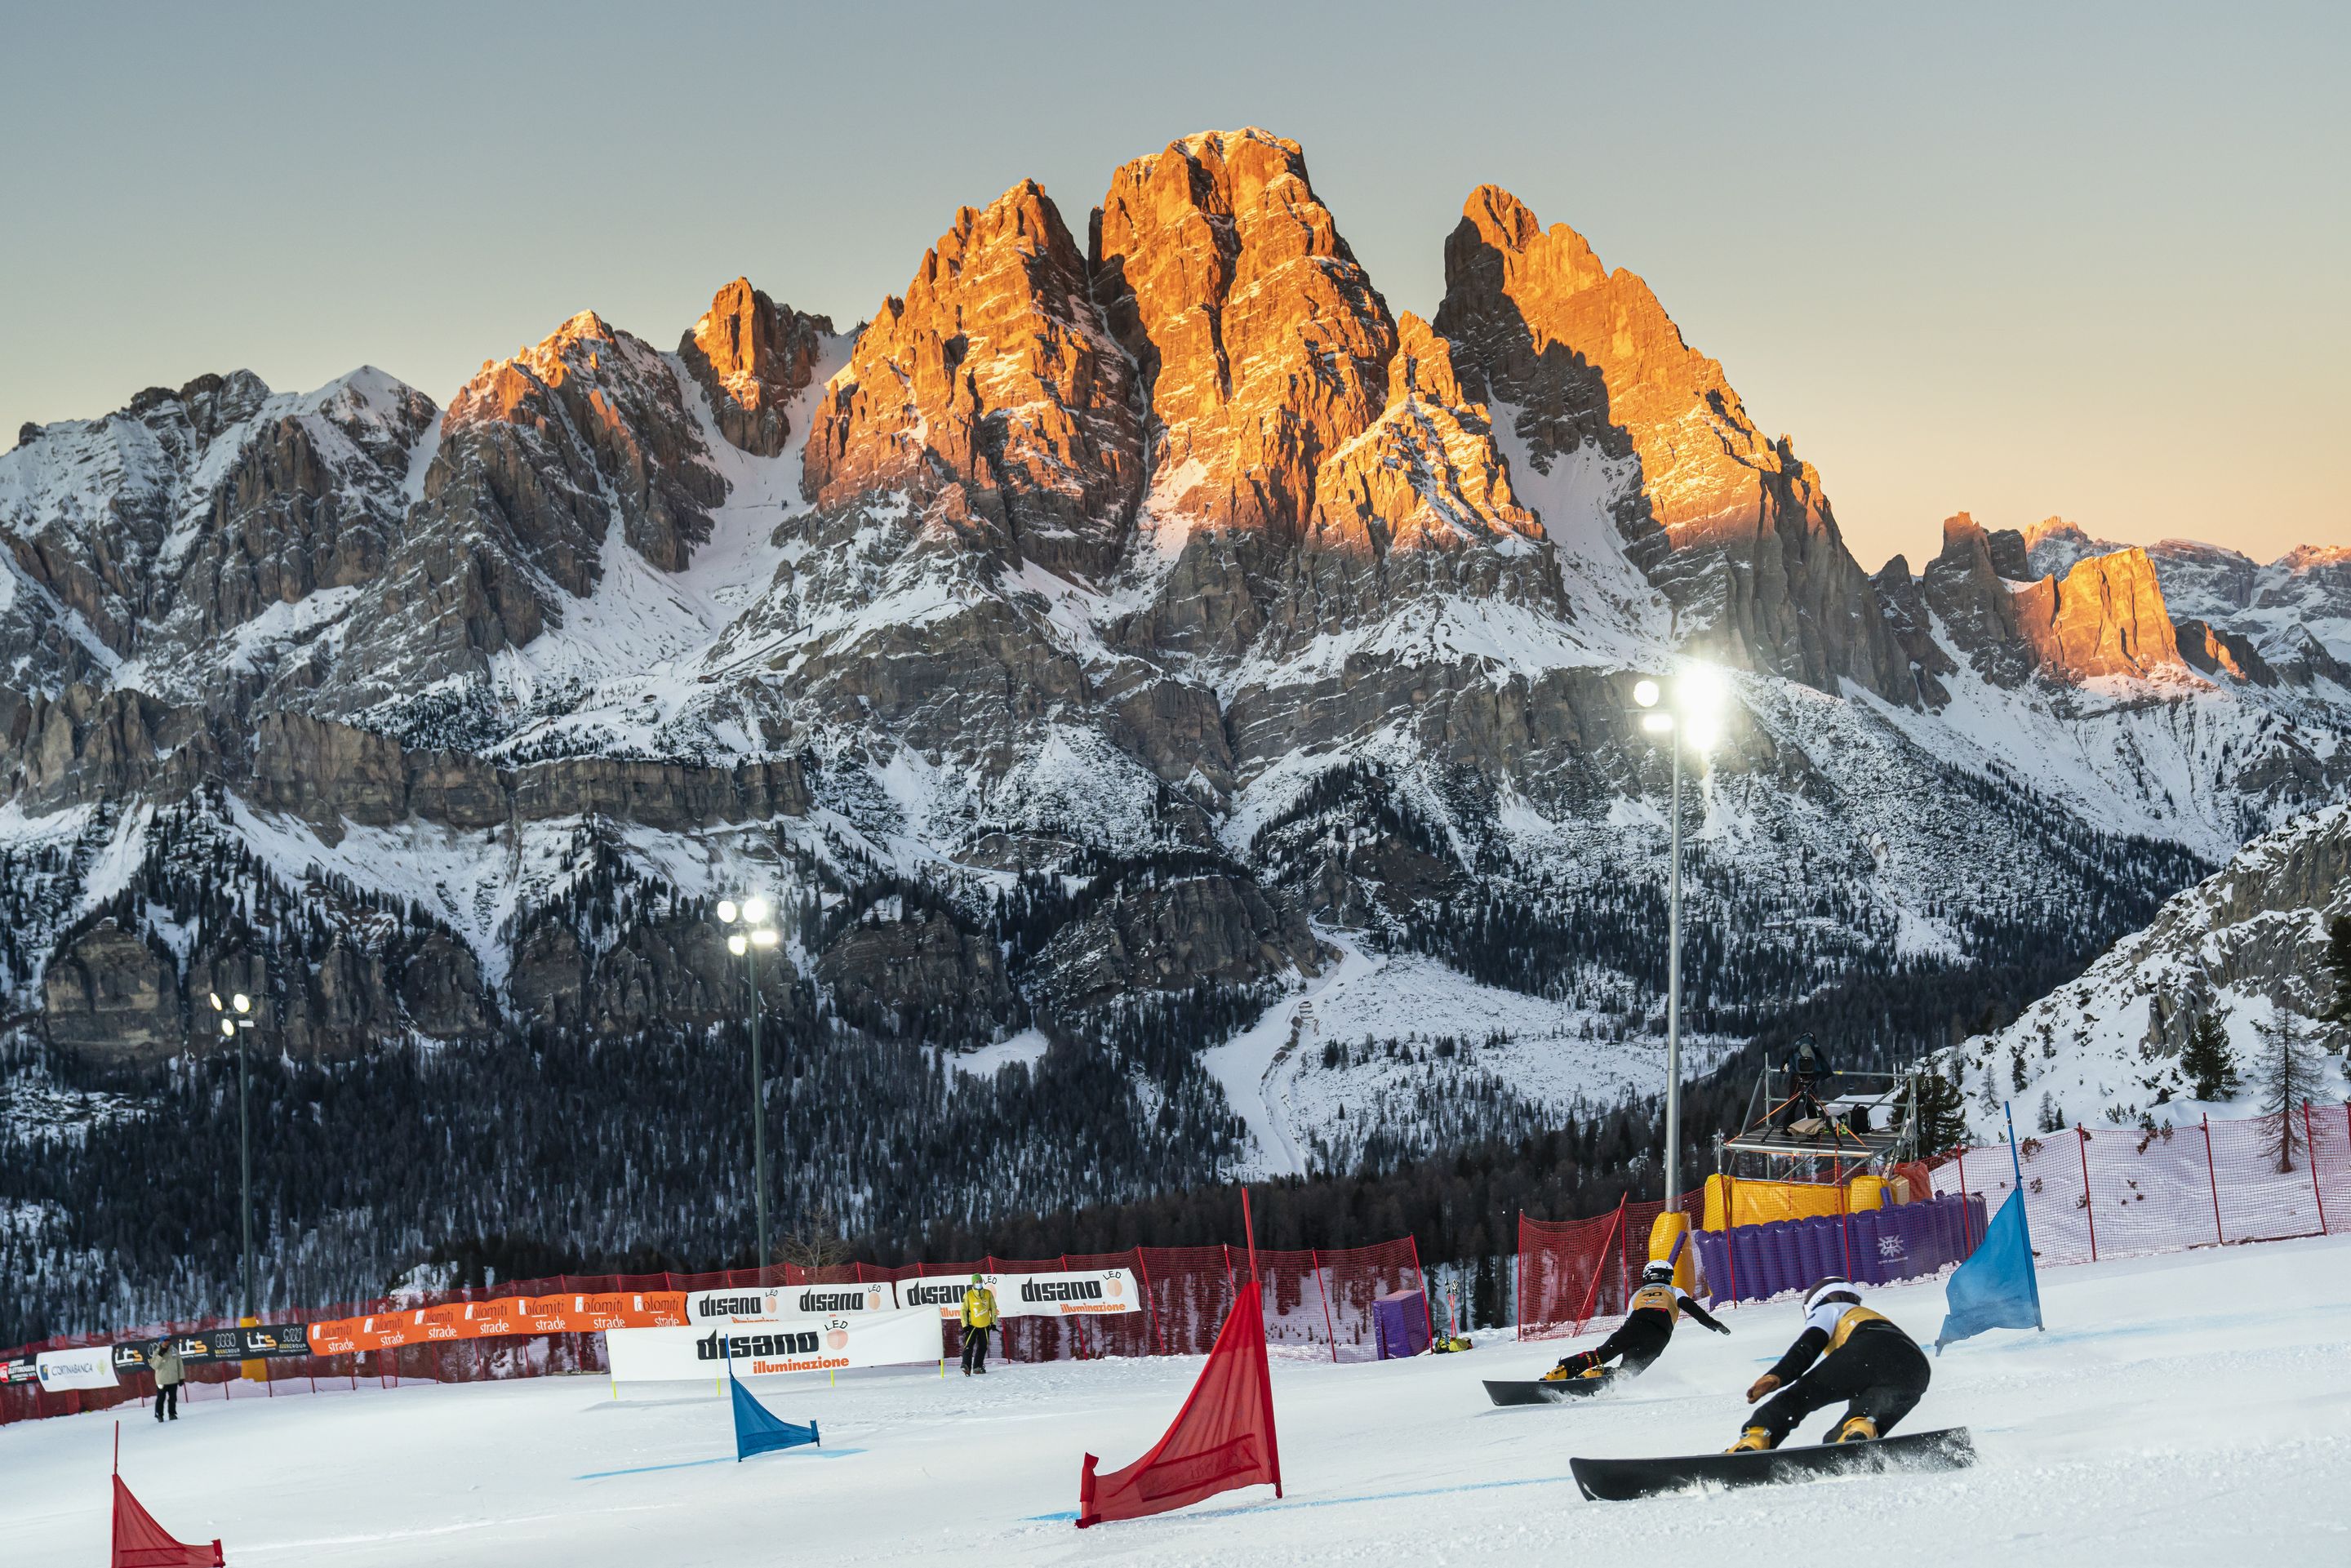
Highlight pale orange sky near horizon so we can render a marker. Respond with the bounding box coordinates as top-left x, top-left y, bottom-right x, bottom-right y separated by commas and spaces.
3, 2, 2344, 574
